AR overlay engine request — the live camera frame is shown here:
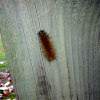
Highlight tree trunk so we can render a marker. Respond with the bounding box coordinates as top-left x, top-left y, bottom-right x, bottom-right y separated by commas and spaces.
0, 0, 100, 100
